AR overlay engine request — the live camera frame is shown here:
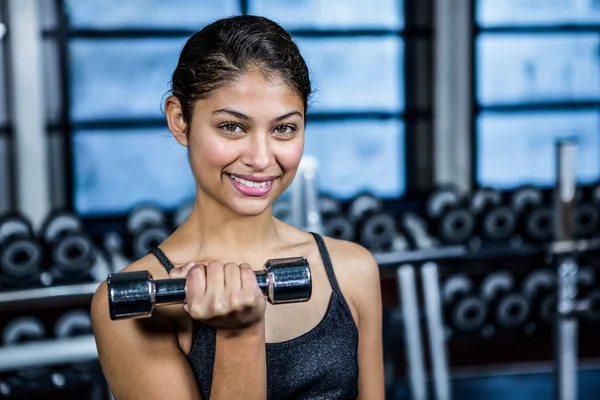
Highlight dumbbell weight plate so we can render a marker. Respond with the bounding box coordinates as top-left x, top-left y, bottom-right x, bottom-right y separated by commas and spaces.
53, 232, 95, 273
495, 293, 530, 329
54, 310, 97, 373
470, 188, 501, 215
525, 207, 554, 242
511, 186, 543, 214
574, 204, 599, 238
438, 208, 475, 244
451, 296, 487, 333
1, 238, 43, 278
442, 274, 472, 303
2, 317, 49, 381
348, 193, 383, 222
482, 206, 517, 241
132, 225, 170, 260
357, 211, 397, 251
41, 211, 83, 245
481, 272, 513, 301
0, 213, 33, 243
322, 215, 355, 241
427, 187, 461, 220
319, 195, 342, 217
127, 205, 167, 235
